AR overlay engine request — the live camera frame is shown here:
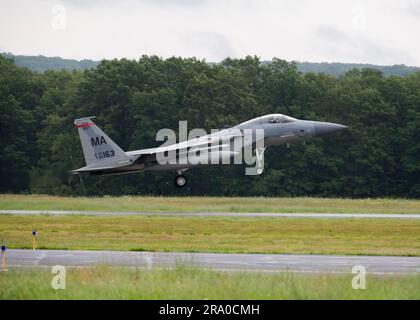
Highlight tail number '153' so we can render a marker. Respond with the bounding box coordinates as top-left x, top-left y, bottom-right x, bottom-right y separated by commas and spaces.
95, 150, 115, 159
